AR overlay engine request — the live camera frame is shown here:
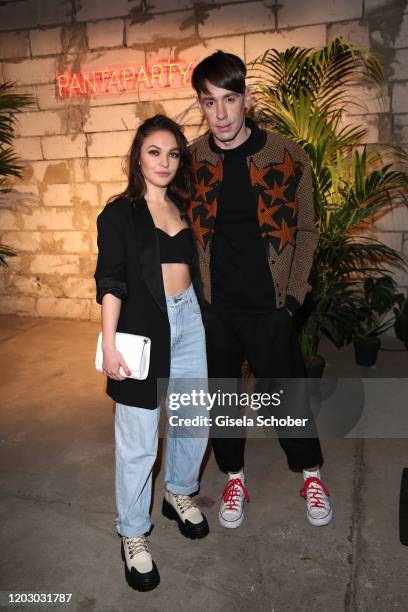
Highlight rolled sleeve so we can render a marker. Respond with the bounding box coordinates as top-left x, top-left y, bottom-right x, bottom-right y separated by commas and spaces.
94, 204, 128, 305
